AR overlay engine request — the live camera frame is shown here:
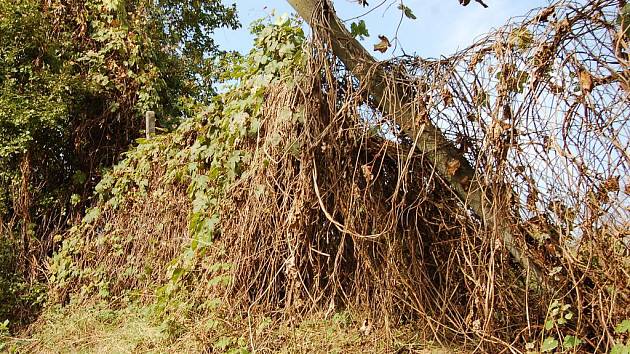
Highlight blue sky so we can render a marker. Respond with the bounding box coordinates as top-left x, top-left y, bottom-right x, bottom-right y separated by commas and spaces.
214, 0, 552, 58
